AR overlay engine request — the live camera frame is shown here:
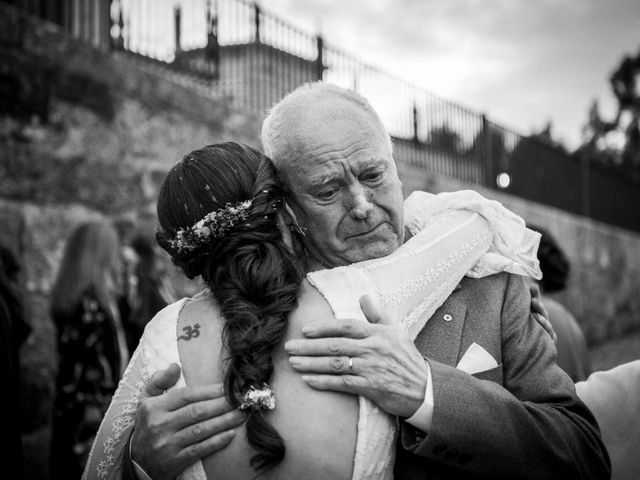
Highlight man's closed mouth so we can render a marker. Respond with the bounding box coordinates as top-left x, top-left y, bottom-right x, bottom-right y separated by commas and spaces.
347, 223, 386, 239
